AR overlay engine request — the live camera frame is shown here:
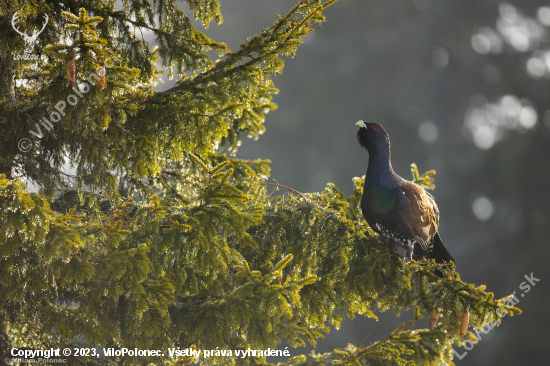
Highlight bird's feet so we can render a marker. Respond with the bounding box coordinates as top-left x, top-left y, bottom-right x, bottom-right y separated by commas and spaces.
405, 244, 414, 260
389, 239, 407, 260
389, 239, 415, 260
